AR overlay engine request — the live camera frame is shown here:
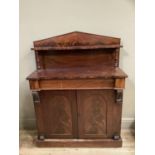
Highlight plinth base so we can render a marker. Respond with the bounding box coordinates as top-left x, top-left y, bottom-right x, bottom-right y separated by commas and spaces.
35, 138, 122, 147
